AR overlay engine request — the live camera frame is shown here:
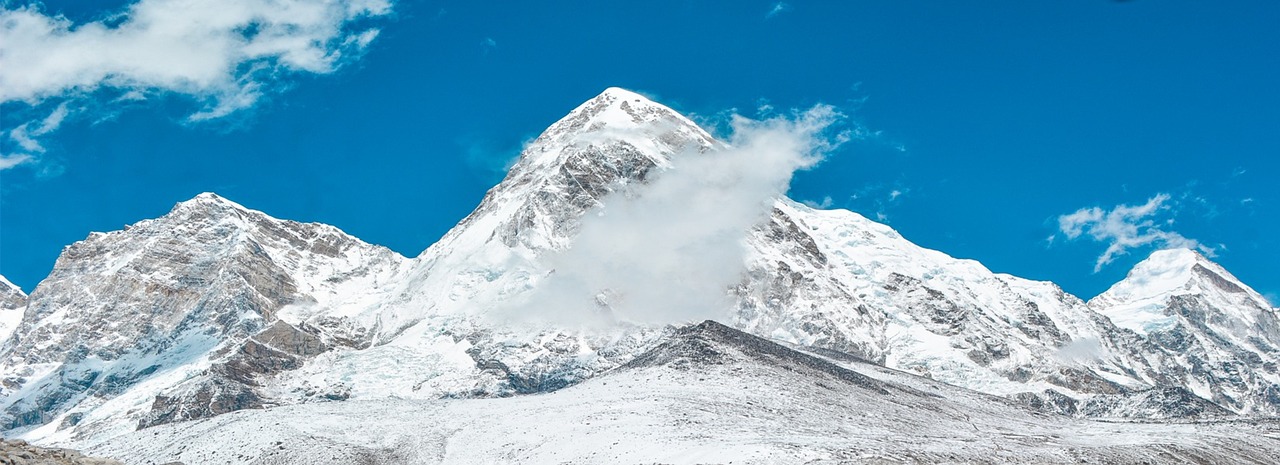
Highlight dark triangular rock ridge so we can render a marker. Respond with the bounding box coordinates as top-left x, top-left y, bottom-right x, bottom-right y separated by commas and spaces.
3, 88, 1280, 446
622, 320, 890, 395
